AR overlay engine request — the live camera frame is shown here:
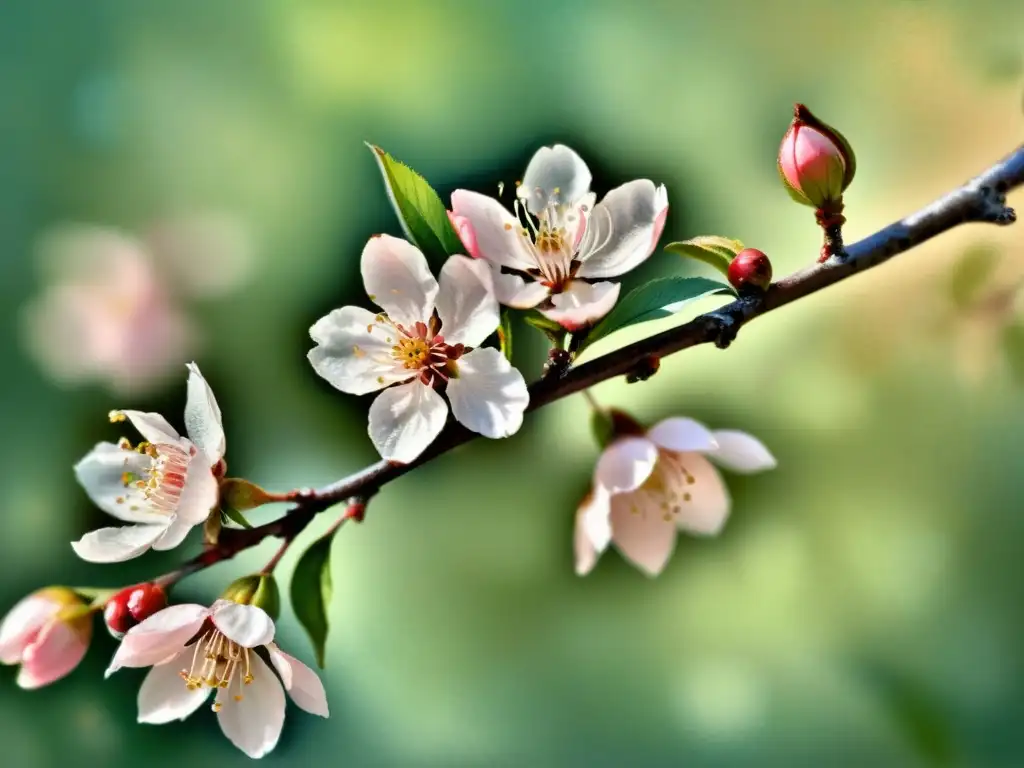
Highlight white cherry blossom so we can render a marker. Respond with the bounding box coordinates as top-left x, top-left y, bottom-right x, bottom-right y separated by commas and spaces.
308, 235, 529, 463
450, 144, 669, 330
71, 363, 225, 563
107, 600, 328, 760
575, 416, 776, 577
